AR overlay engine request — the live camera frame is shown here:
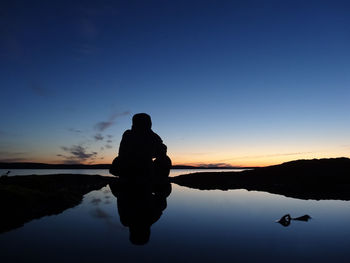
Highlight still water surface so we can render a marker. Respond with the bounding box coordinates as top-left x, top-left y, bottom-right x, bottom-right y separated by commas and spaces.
0, 168, 246, 177
1, 169, 350, 262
